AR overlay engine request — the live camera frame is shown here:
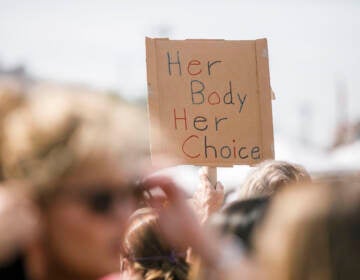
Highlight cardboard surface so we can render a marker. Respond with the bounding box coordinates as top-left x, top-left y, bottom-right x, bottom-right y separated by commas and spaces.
146, 37, 274, 166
